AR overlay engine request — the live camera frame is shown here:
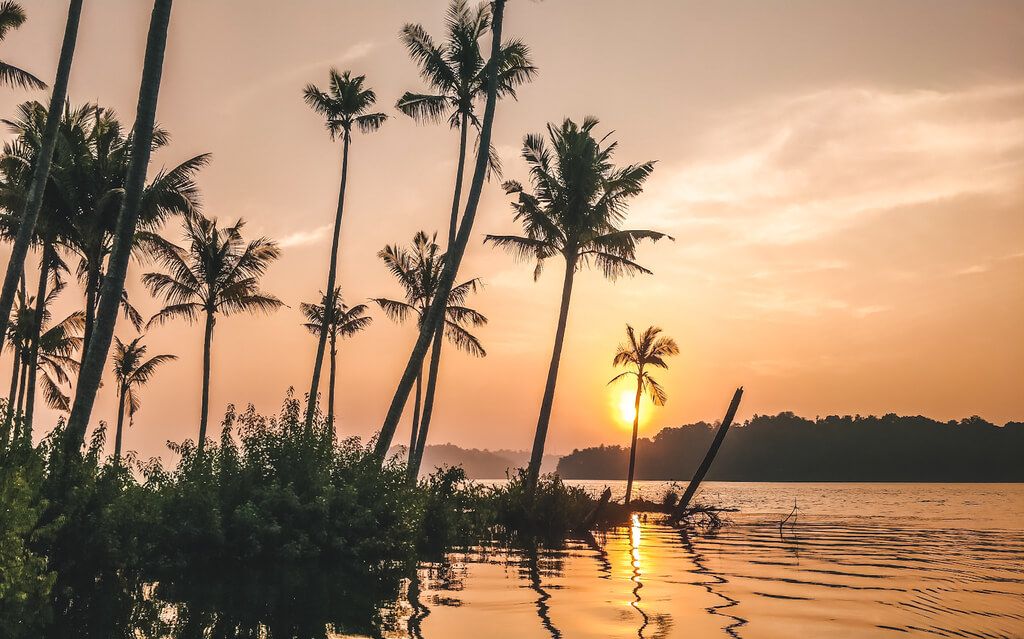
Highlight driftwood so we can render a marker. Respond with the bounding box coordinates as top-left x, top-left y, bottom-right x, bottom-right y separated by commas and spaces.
575, 487, 612, 532
671, 387, 744, 523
